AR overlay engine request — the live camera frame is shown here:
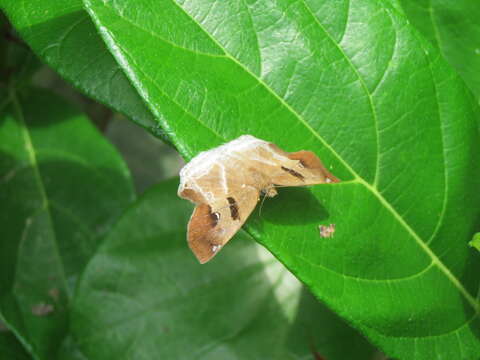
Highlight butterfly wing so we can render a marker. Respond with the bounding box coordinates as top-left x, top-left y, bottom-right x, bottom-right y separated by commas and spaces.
186, 186, 259, 263
178, 135, 339, 264
267, 147, 340, 186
